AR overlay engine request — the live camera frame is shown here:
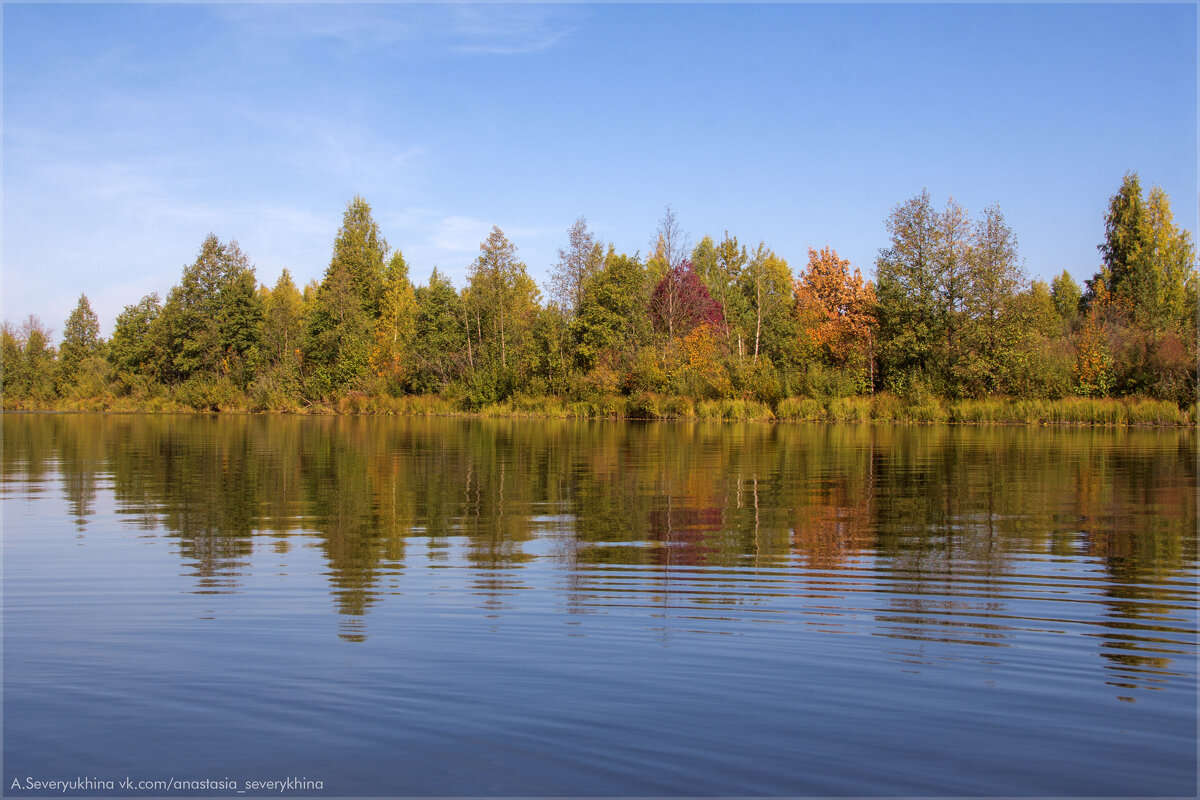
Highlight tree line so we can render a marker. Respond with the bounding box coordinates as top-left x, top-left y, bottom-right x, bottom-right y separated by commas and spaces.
2, 173, 1195, 412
